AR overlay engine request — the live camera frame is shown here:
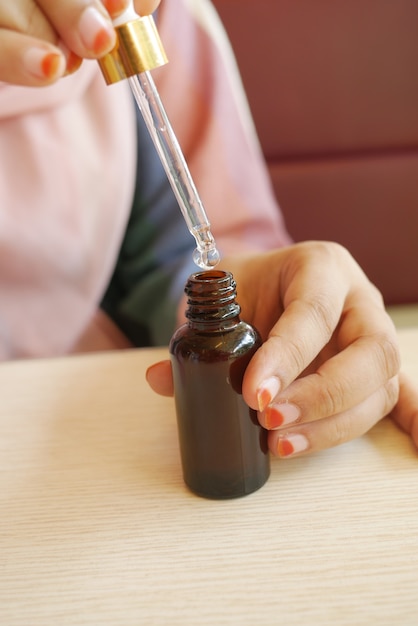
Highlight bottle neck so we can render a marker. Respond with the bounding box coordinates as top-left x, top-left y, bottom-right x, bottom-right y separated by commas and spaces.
185, 270, 241, 331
